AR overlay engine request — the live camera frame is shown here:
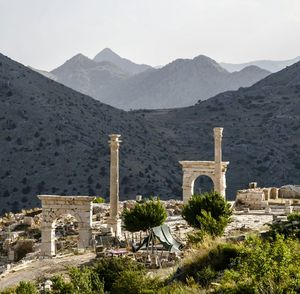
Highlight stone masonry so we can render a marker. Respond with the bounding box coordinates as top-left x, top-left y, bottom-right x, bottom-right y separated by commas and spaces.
38, 195, 95, 256
180, 127, 229, 203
